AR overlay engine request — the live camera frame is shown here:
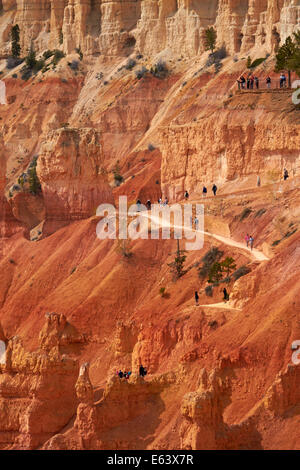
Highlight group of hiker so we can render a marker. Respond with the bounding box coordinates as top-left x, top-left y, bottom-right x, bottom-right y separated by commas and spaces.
185, 184, 218, 200
194, 287, 229, 306
116, 365, 148, 380
136, 198, 155, 211
237, 74, 261, 90
117, 370, 132, 380
237, 73, 288, 90
245, 234, 254, 250
158, 196, 169, 206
